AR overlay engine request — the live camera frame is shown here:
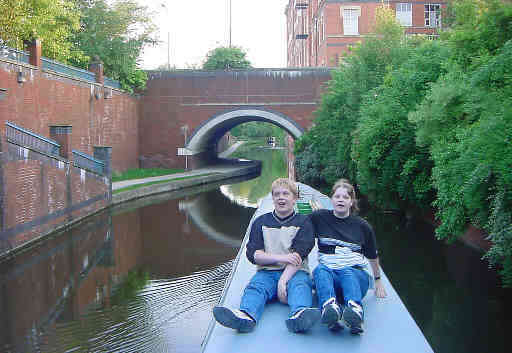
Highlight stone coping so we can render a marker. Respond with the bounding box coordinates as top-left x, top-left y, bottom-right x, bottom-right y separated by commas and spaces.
112, 162, 261, 205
